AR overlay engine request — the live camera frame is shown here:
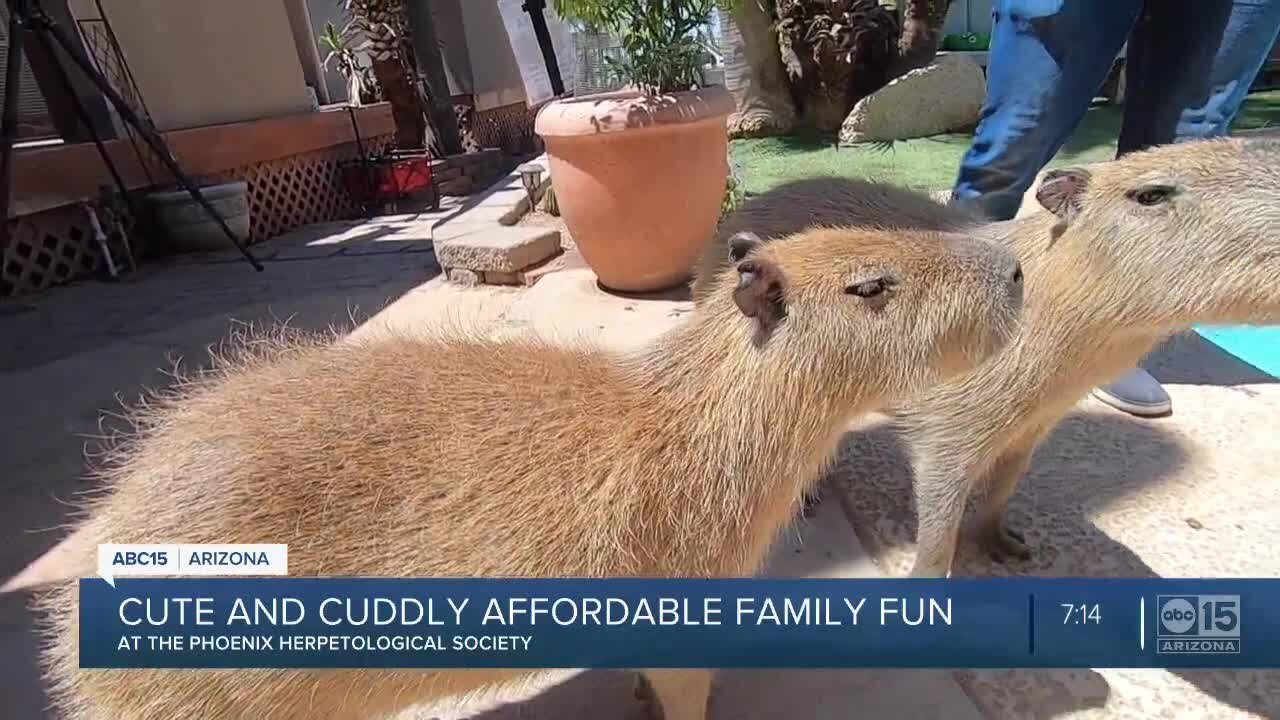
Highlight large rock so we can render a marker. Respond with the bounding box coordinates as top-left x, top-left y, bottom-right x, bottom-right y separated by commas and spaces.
839, 53, 986, 145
